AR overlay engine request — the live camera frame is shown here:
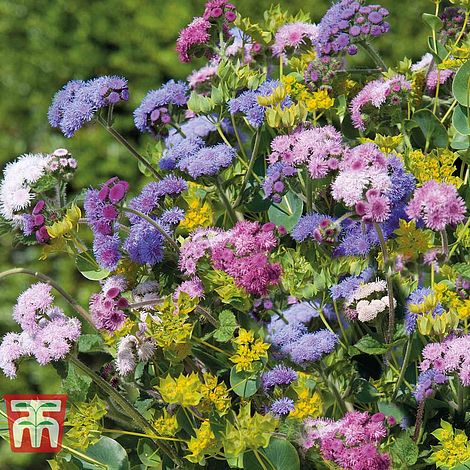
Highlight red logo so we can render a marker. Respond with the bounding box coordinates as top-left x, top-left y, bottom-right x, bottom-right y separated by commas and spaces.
4, 394, 67, 453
